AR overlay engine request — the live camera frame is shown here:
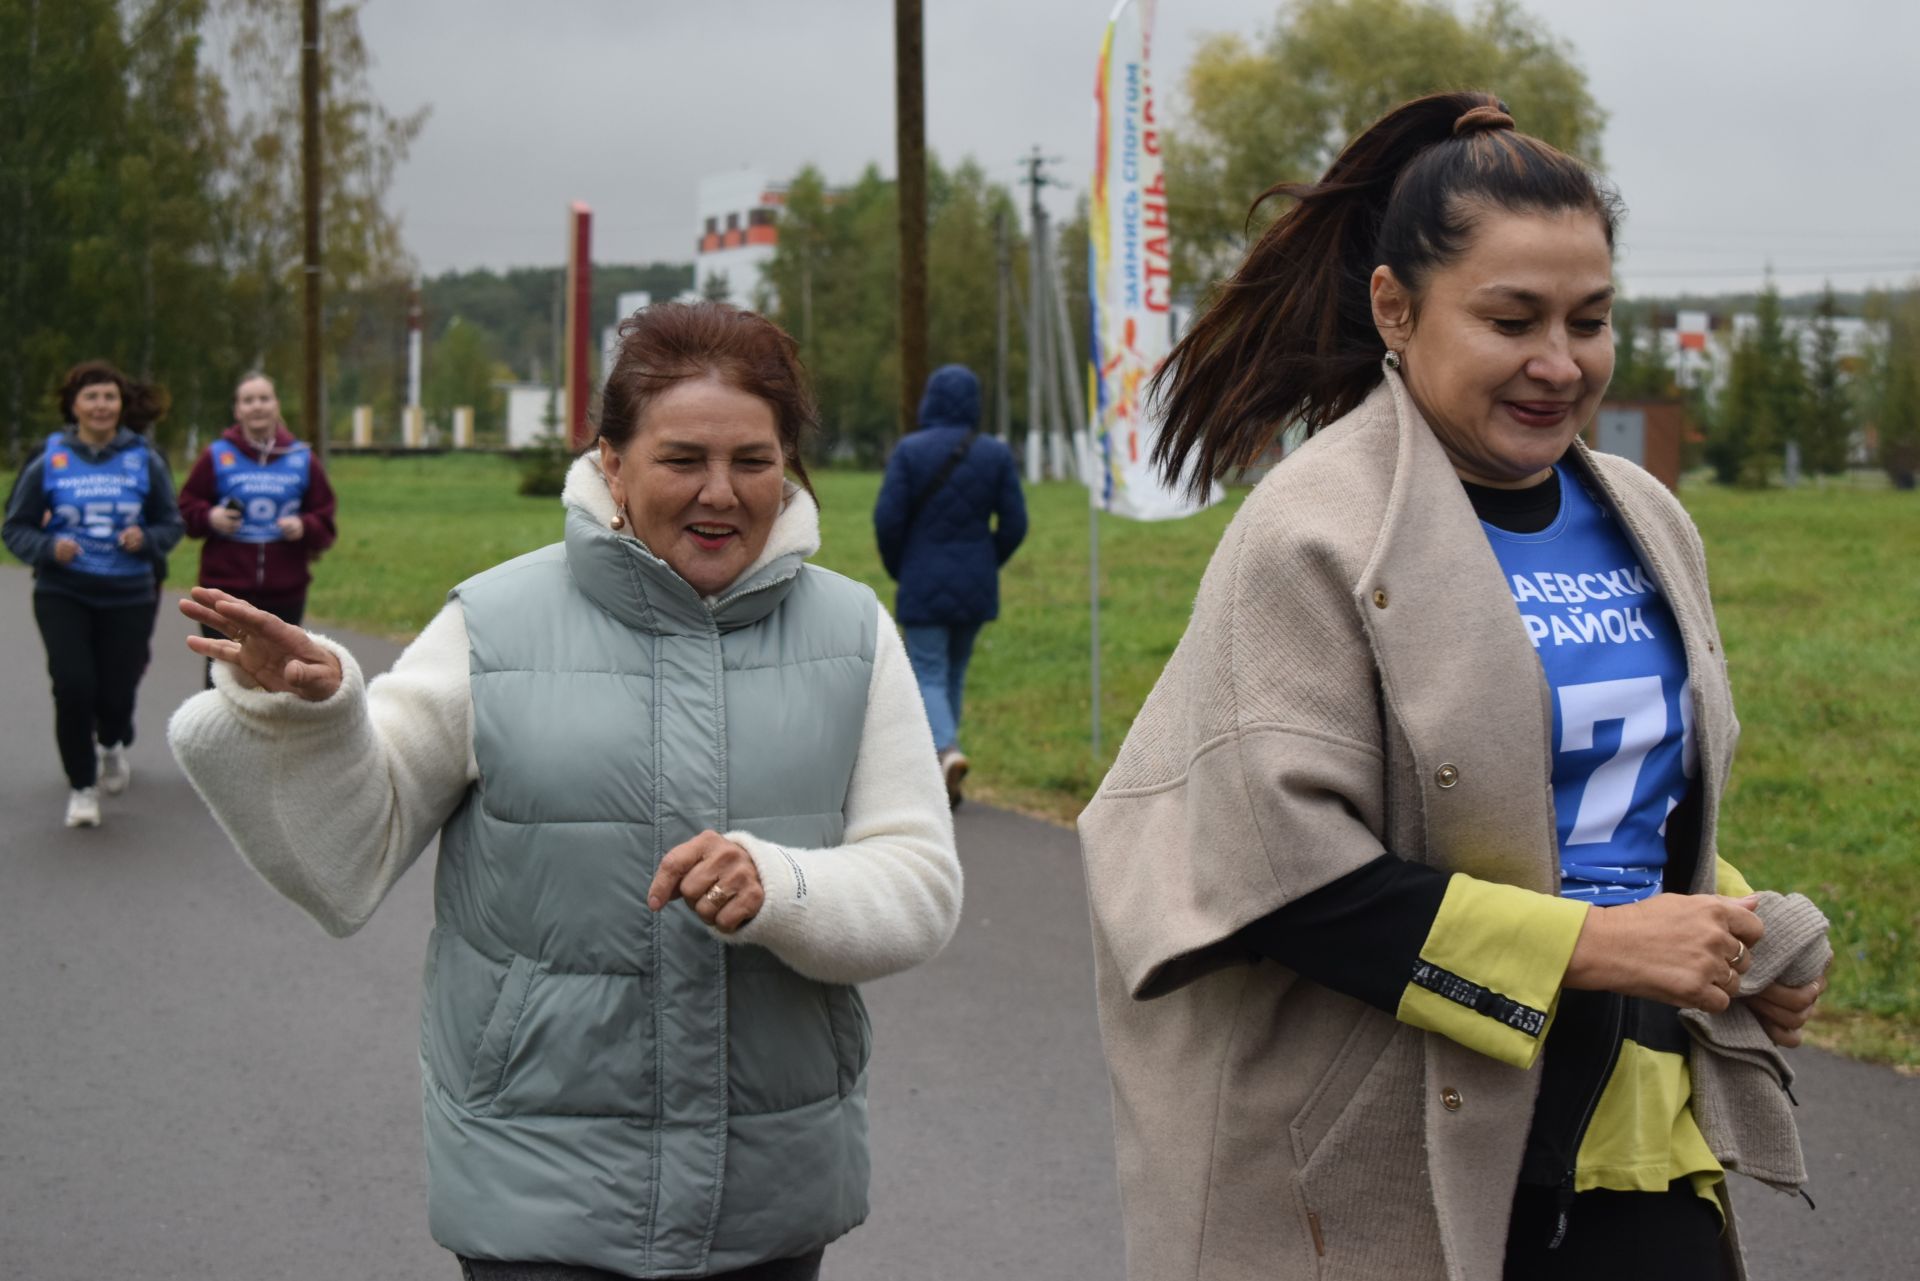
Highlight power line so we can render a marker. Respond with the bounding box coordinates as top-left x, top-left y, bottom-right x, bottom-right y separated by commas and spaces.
1626, 260, 1920, 280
